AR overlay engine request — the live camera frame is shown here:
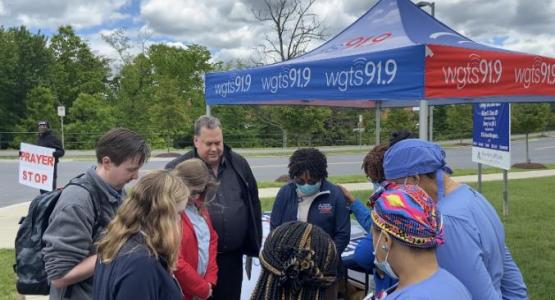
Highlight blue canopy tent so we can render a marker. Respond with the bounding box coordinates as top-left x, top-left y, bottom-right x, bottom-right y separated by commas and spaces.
204, 0, 555, 139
